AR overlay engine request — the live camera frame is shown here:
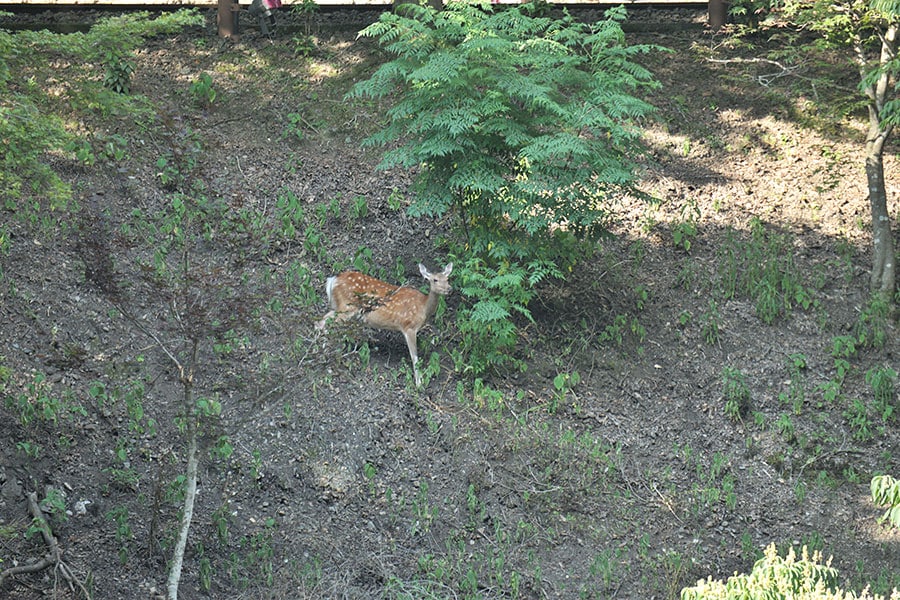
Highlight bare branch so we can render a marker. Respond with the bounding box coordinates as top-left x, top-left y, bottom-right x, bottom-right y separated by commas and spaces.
0, 492, 91, 598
